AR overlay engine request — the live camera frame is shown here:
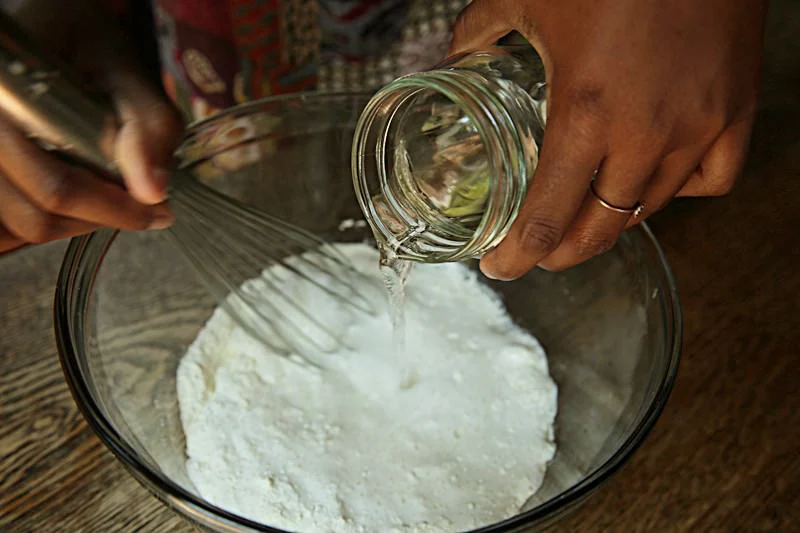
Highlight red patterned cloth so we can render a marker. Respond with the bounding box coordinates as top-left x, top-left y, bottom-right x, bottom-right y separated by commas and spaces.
120, 0, 466, 121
